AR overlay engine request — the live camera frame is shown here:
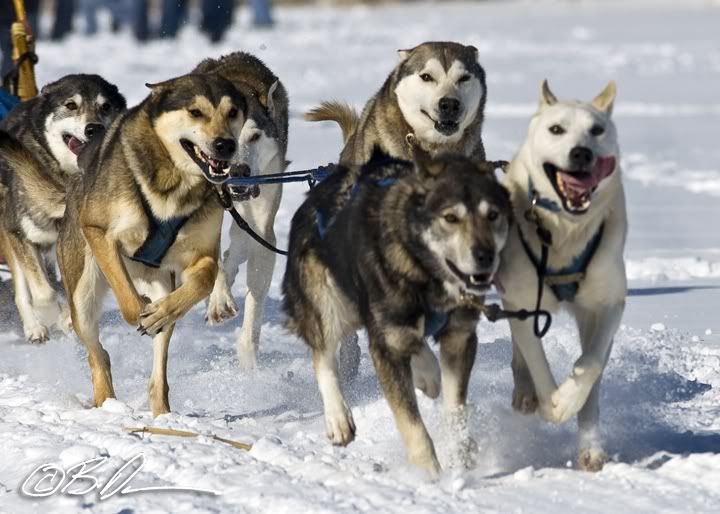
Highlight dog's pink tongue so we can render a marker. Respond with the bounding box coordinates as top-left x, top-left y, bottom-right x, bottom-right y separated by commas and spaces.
67, 136, 85, 156
559, 156, 616, 194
